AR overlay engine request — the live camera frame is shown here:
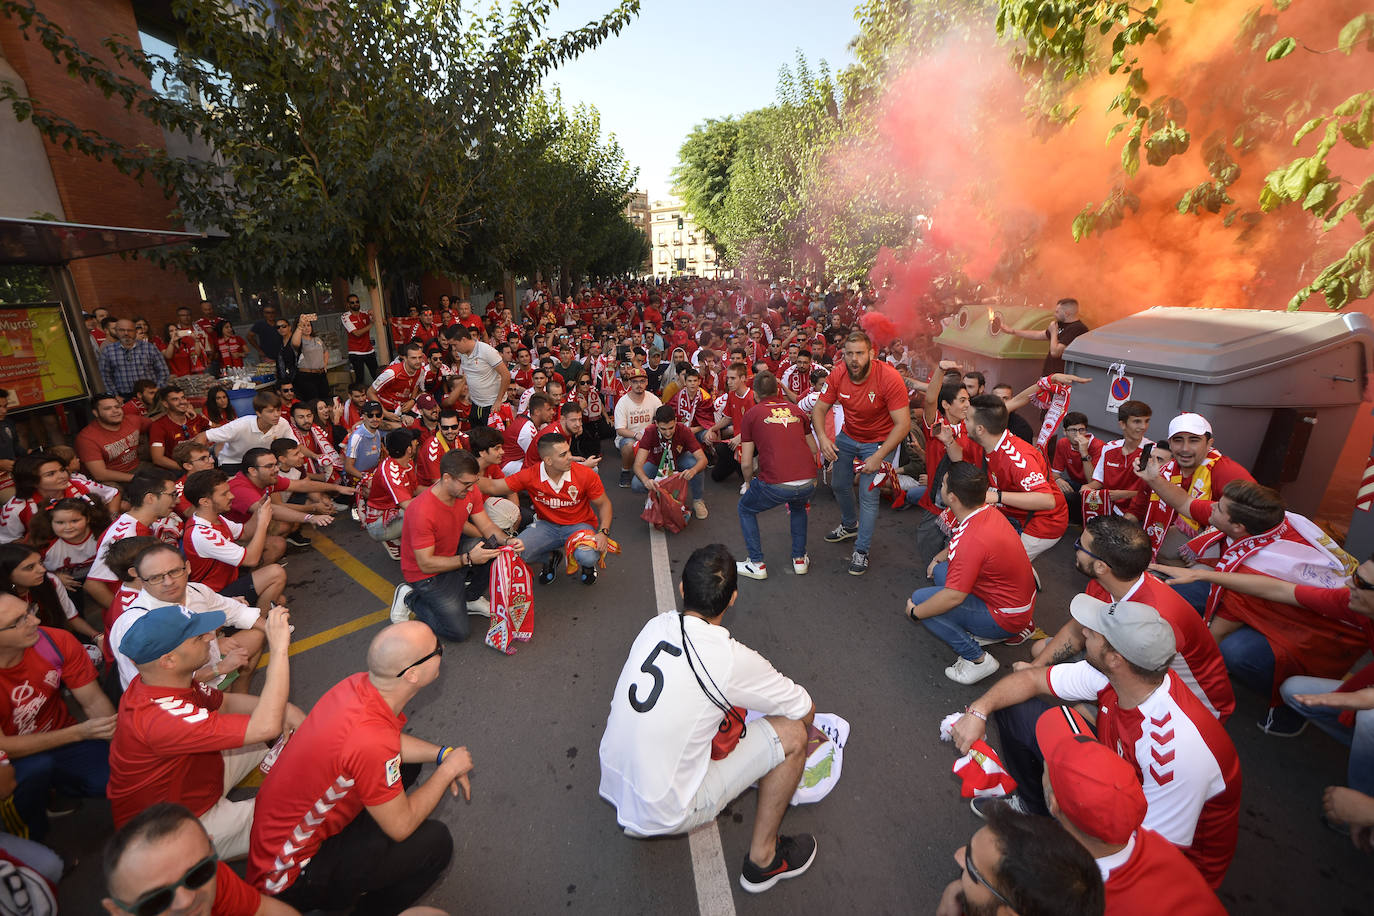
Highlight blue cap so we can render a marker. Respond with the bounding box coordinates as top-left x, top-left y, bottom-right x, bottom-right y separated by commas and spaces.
121, 605, 226, 665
